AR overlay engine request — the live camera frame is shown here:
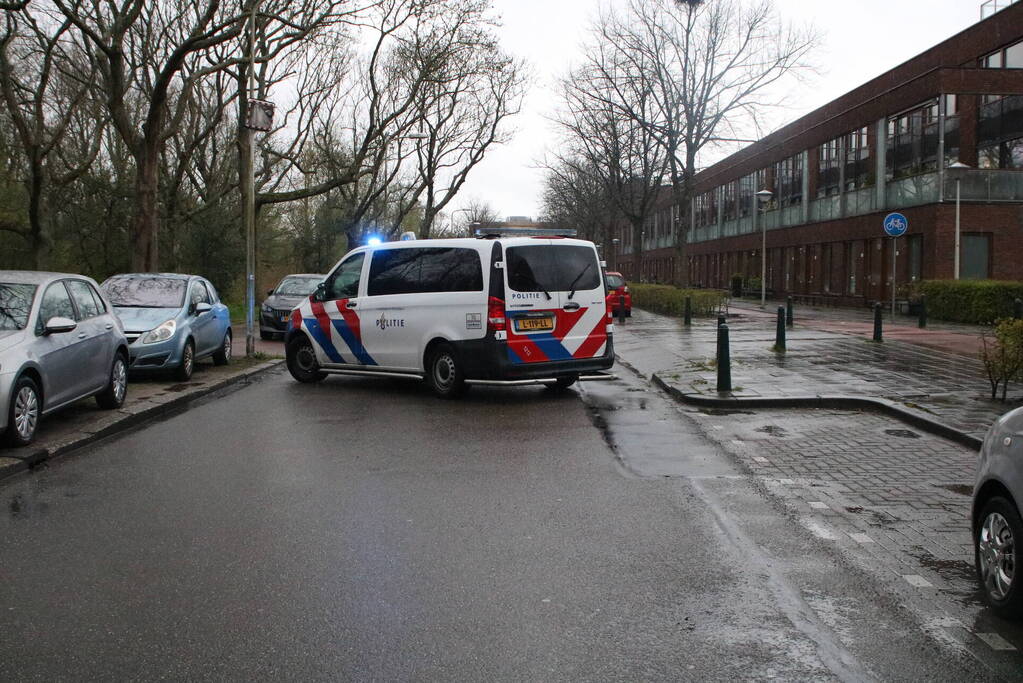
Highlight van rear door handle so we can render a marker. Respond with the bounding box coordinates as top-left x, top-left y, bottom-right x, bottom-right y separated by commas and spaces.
563, 302, 580, 311
347, 300, 357, 309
